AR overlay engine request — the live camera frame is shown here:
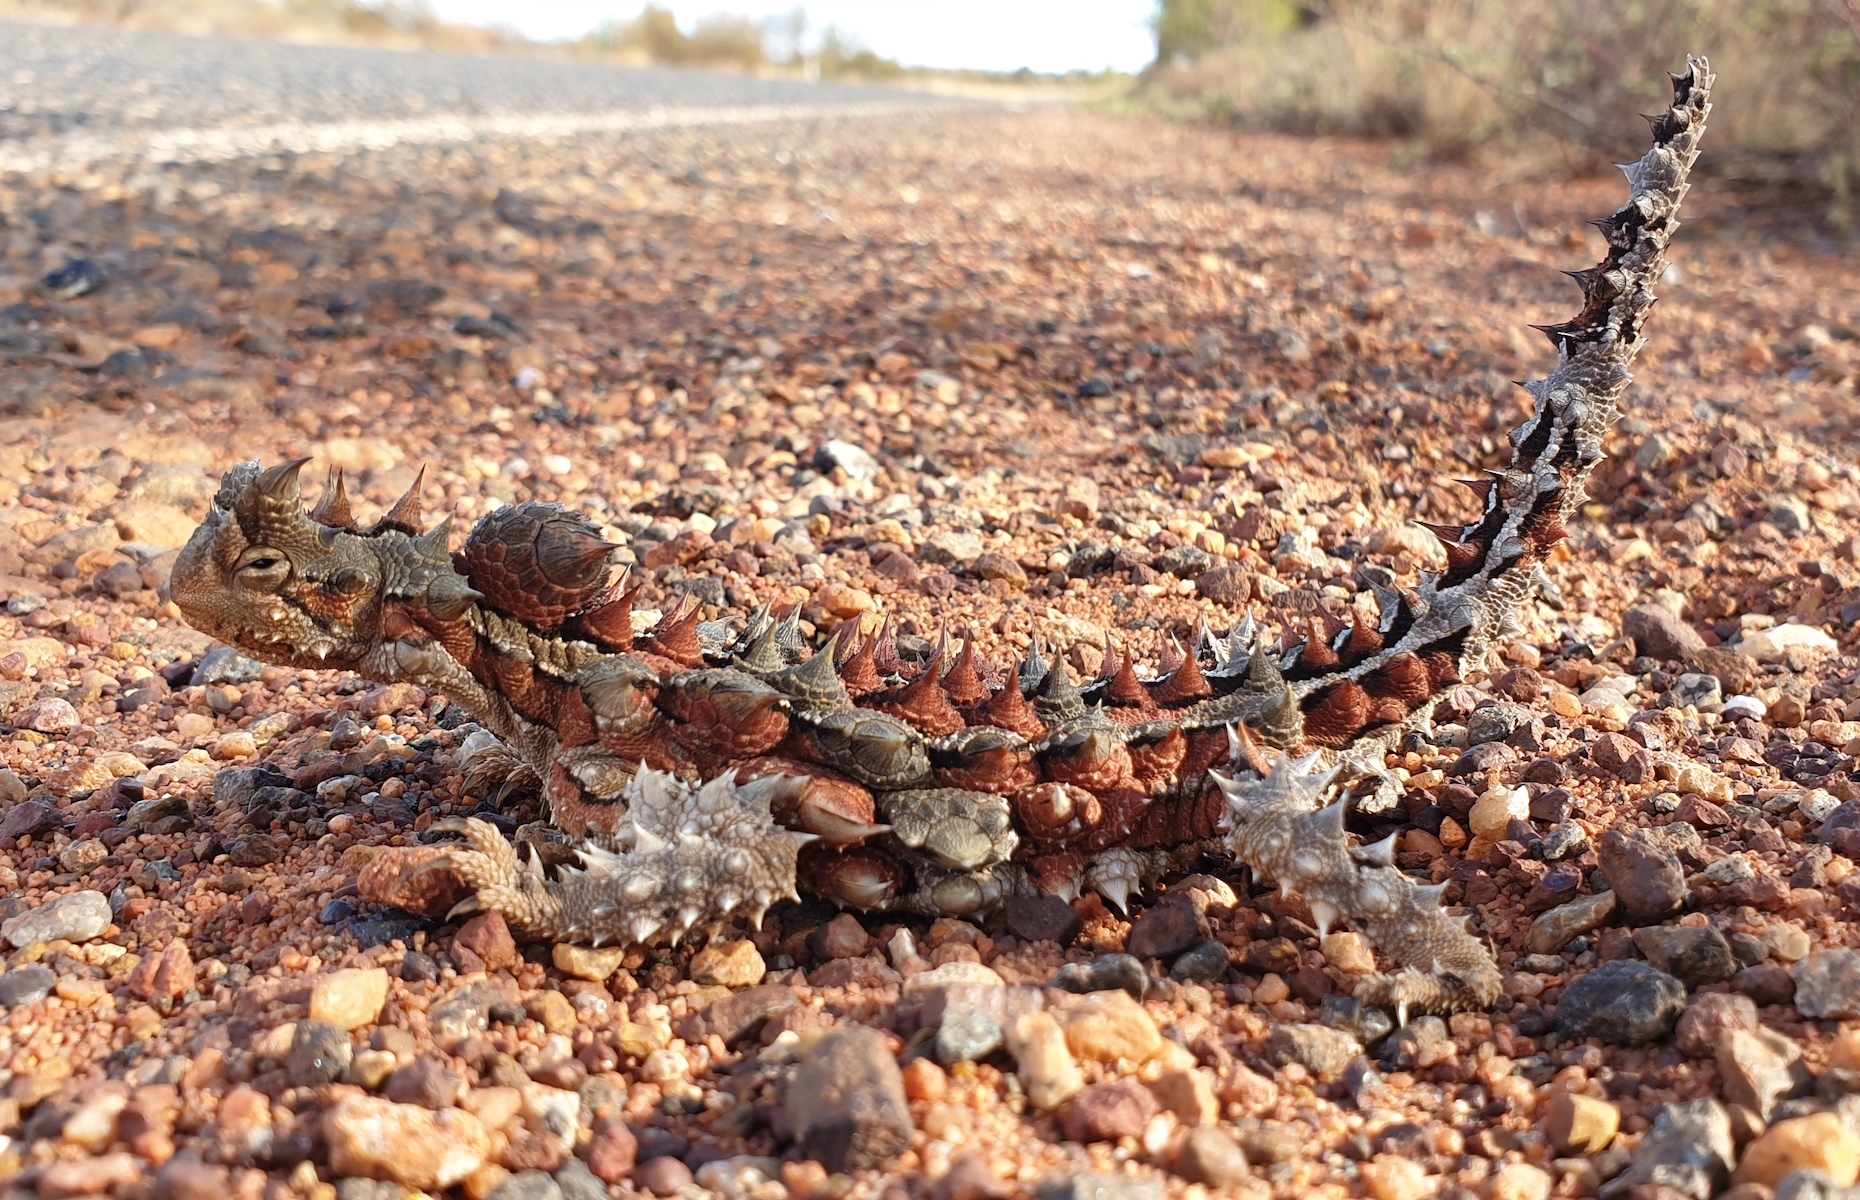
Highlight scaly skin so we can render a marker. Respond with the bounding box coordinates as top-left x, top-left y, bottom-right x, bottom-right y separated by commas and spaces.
171, 59, 1713, 1015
